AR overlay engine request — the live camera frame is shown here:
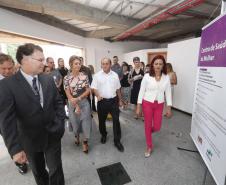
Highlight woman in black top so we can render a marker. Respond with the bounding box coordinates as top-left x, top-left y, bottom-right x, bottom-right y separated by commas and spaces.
129, 57, 144, 119
120, 63, 131, 109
